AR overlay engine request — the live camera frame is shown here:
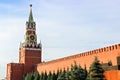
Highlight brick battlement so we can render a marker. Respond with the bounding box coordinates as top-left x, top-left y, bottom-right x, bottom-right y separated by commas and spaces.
38, 43, 120, 66
19, 42, 41, 49
8, 63, 24, 65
